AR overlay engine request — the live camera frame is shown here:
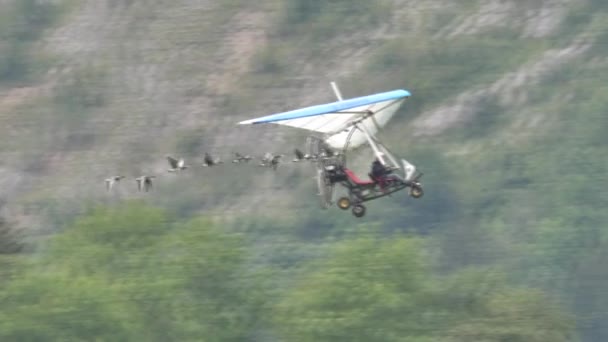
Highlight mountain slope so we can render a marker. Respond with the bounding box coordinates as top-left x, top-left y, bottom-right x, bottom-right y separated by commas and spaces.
0, 0, 598, 231
2, 0, 608, 340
